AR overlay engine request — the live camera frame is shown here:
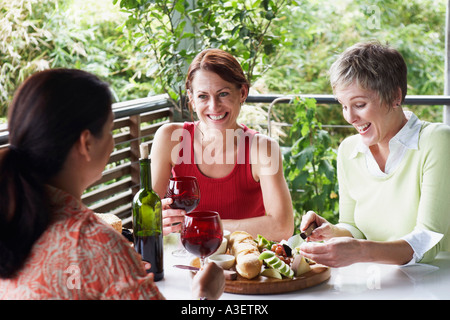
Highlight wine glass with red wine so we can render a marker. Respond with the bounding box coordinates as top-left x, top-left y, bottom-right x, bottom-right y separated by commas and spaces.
181, 211, 223, 267
165, 176, 200, 256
